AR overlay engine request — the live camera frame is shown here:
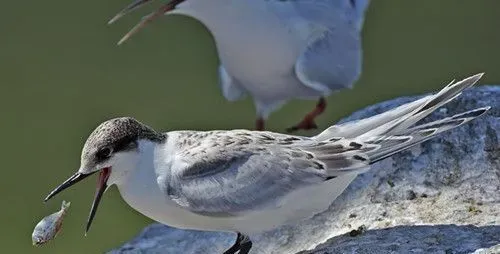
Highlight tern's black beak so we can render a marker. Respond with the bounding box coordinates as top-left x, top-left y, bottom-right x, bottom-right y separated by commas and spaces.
86, 167, 111, 234
44, 172, 95, 202
44, 168, 111, 234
